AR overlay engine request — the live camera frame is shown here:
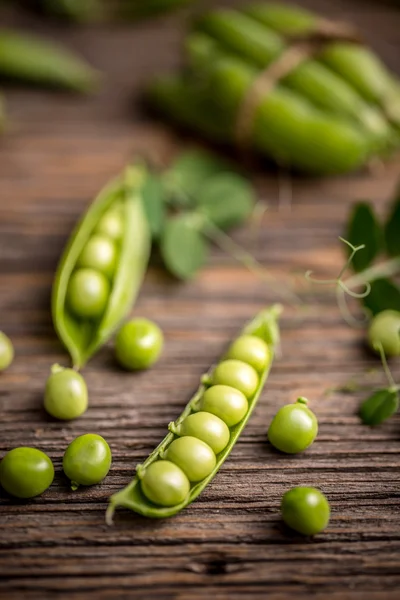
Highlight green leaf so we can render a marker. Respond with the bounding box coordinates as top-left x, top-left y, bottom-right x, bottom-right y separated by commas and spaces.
346, 202, 383, 272
163, 149, 229, 204
141, 174, 165, 239
385, 195, 400, 257
160, 214, 208, 279
363, 278, 400, 316
359, 388, 399, 425
196, 173, 255, 230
